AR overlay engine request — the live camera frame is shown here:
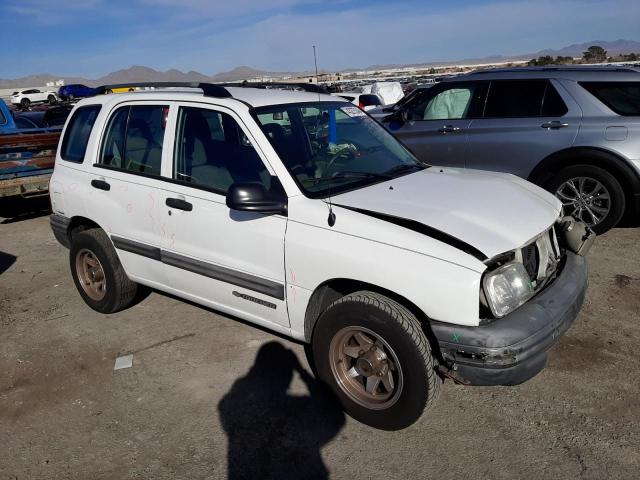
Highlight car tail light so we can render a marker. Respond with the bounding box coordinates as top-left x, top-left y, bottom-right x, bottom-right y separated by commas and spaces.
358, 102, 365, 109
